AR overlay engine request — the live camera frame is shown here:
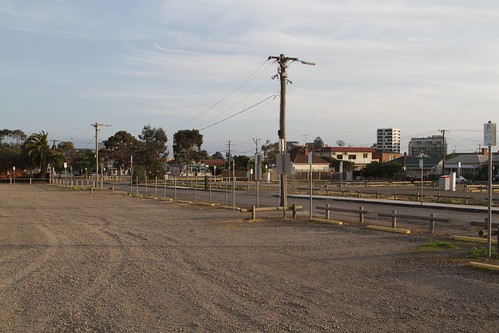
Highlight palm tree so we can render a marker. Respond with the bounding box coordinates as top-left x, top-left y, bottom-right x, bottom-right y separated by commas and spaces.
21, 131, 60, 177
